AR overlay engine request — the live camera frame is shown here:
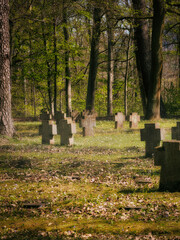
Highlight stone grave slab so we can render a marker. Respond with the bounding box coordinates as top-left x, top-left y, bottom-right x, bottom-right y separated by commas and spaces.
115, 112, 125, 129
56, 113, 76, 145
129, 112, 140, 128
140, 123, 165, 157
172, 122, 180, 140
80, 112, 96, 136
39, 112, 57, 144
70, 110, 80, 122
154, 140, 180, 192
